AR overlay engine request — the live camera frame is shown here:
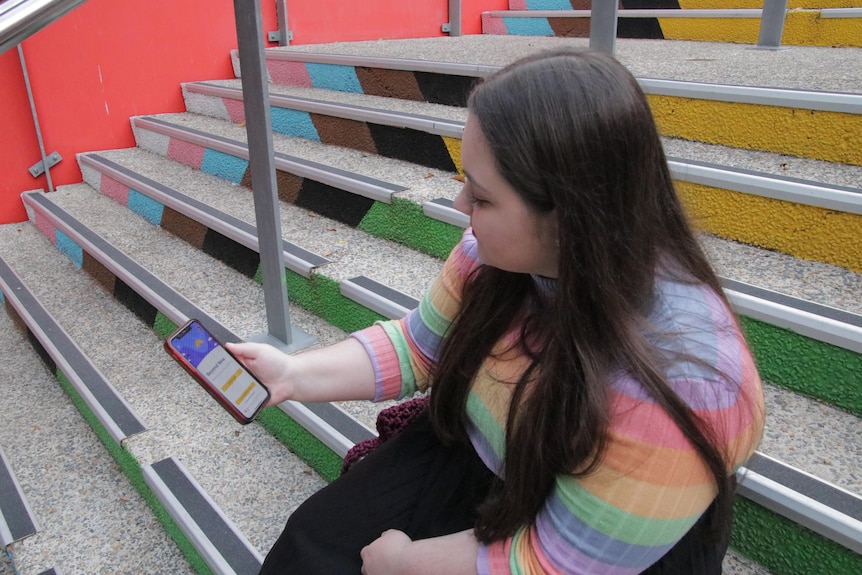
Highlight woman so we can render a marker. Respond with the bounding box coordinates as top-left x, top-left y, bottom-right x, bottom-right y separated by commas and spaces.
228, 48, 764, 574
